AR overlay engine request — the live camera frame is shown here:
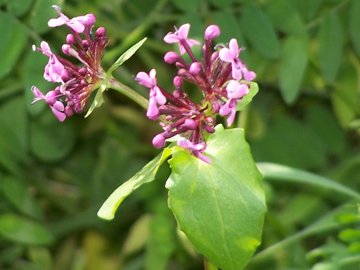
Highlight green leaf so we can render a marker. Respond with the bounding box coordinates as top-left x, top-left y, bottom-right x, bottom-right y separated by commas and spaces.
212, 11, 245, 45
171, 0, 201, 12
241, 5, 280, 59
8, 0, 33, 16
108, 37, 147, 74
279, 36, 309, 104
257, 163, 360, 200
97, 148, 172, 220
30, 0, 63, 33
318, 12, 344, 84
84, 84, 106, 118
237, 82, 259, 111
0, 176, 43, 219
208, 0, 234, 8
0, 11, 28, 79
166, 126, 266, 270
349, 0, 360, 56
30, 114, 75, 162
0, 214, 54, 245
